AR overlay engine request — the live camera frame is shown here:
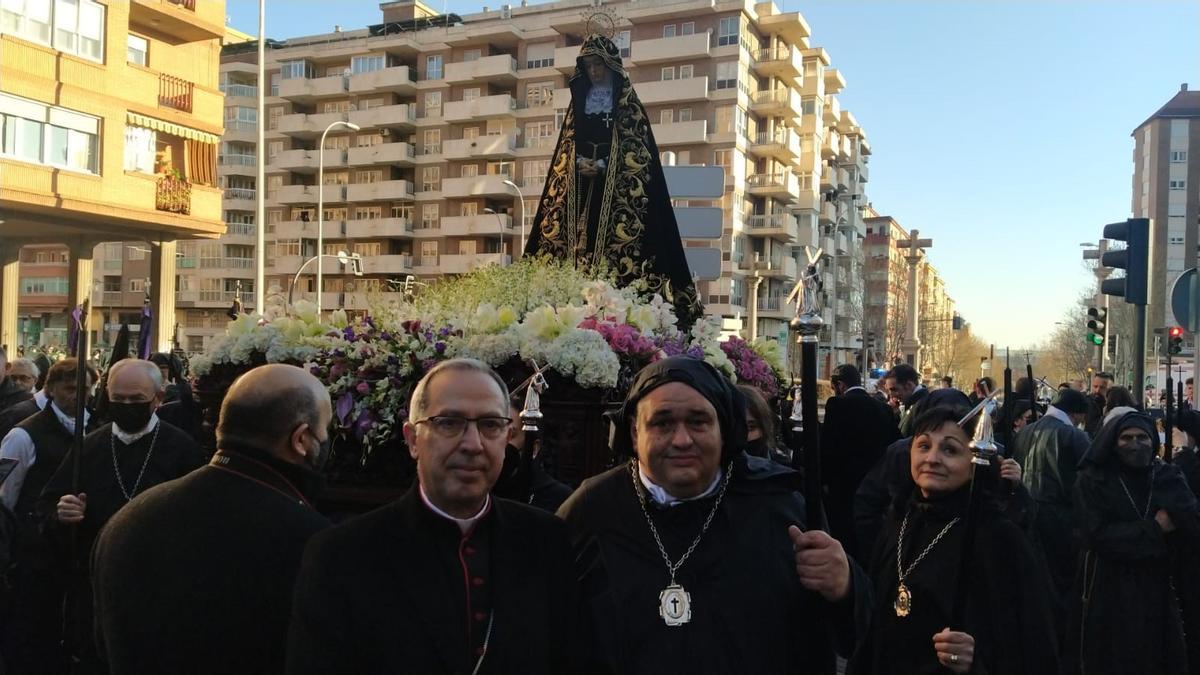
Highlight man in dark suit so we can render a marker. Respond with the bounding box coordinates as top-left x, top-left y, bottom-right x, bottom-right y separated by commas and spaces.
287, 358, 582, 675
91, 364, 331, 674
821, 364, 900, 558
884, 363, 929, 437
